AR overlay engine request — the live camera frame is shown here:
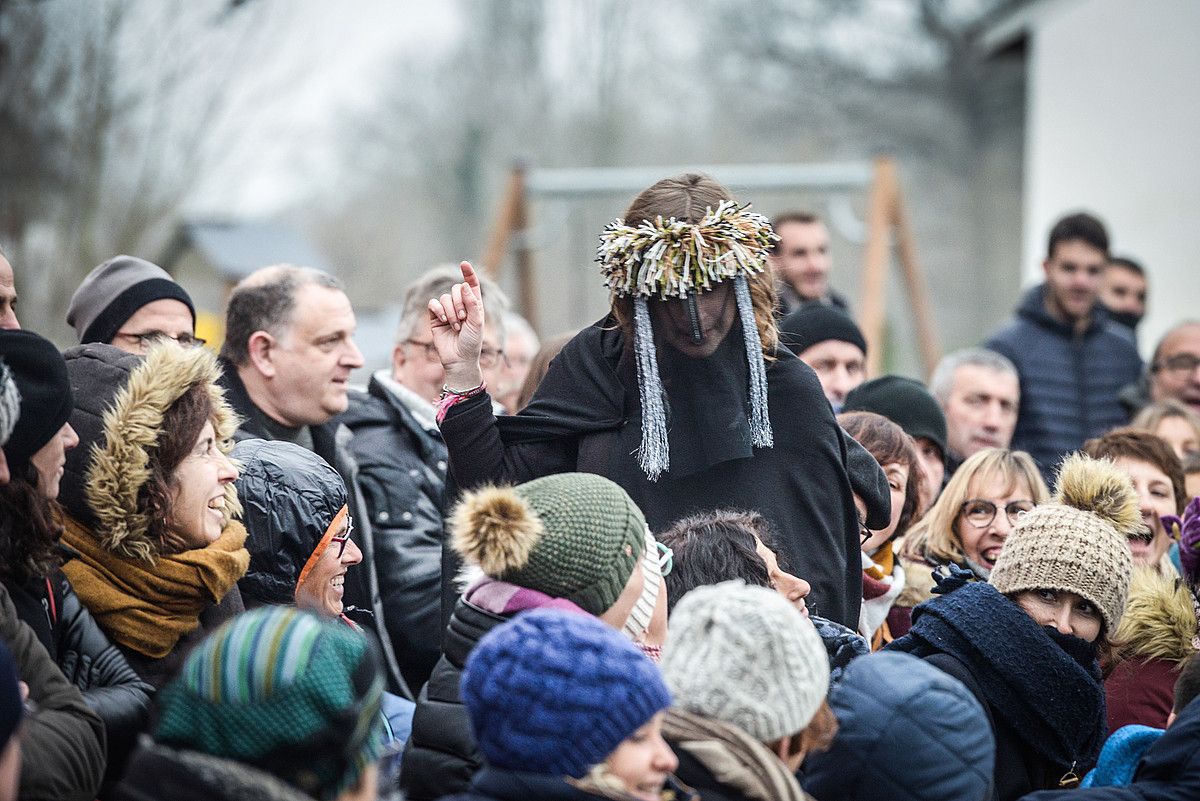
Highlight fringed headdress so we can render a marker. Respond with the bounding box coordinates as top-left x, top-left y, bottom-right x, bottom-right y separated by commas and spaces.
596, 200, 778, 480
